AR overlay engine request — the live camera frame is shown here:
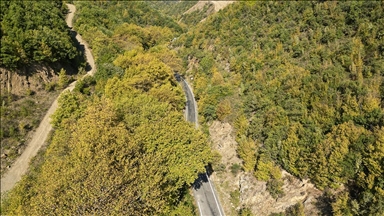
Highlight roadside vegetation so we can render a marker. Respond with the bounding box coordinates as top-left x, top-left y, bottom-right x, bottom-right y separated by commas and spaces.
0, 90, 60, 175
